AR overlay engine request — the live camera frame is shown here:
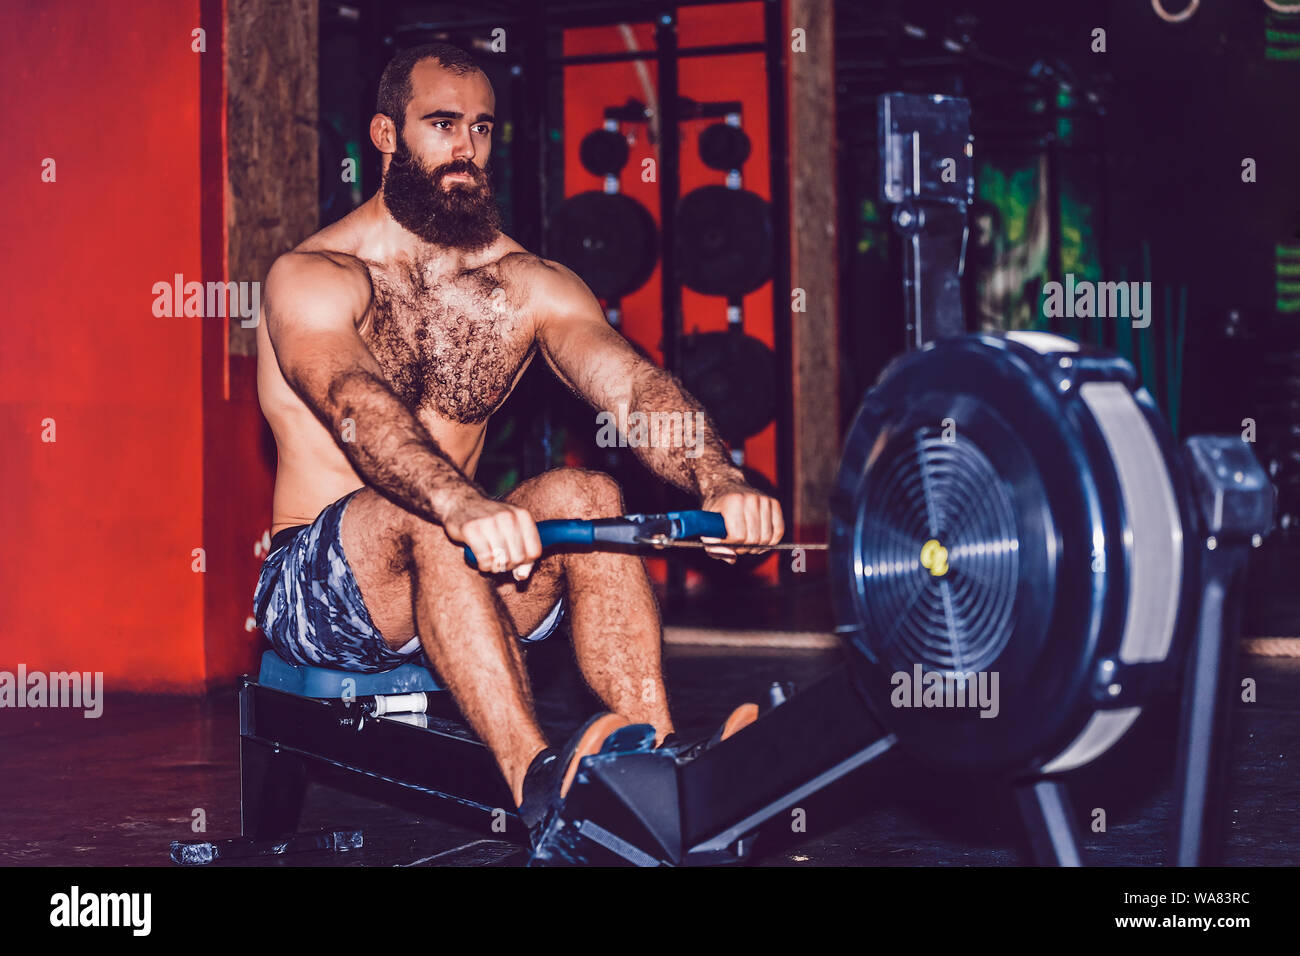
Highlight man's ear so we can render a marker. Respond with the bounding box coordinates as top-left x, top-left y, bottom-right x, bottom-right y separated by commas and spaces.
370, 113, 396, 155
